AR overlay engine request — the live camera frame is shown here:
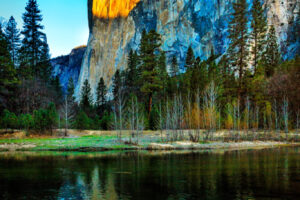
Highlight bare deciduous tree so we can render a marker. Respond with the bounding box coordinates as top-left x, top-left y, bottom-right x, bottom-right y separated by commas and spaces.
60, 96, 76, 137
282, 96, 289, 138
